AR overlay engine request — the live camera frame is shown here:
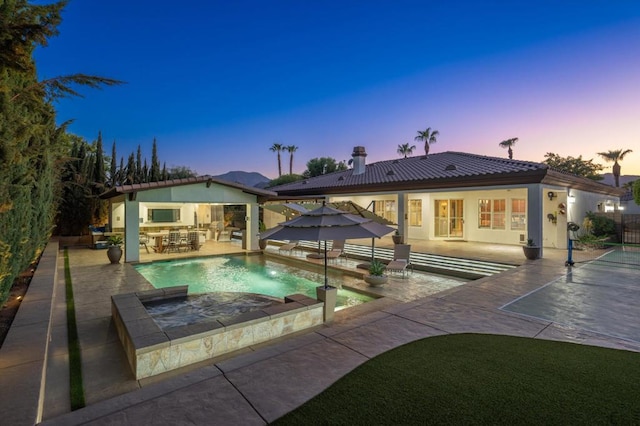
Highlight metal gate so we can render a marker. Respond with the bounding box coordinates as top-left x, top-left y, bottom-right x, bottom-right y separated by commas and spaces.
622, 214, 640, 244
